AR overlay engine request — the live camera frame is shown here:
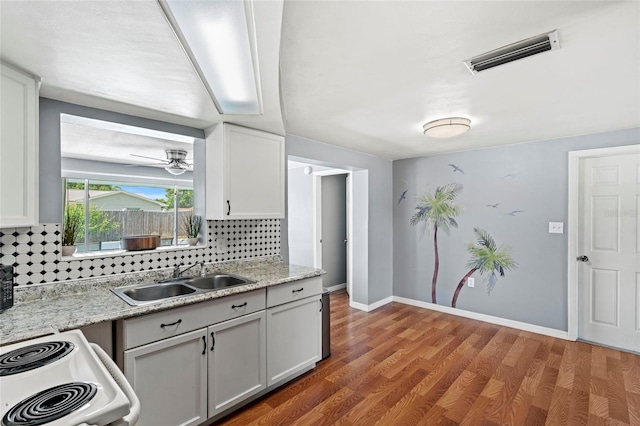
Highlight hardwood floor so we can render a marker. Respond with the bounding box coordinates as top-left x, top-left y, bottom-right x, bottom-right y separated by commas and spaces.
217, 291, 640, 425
